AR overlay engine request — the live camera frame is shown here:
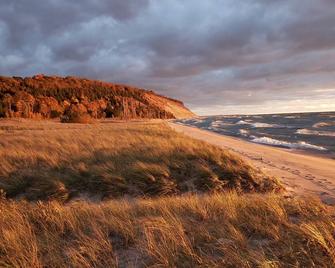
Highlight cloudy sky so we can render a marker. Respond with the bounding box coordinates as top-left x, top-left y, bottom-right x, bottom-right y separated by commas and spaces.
1, 0, 335, 115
